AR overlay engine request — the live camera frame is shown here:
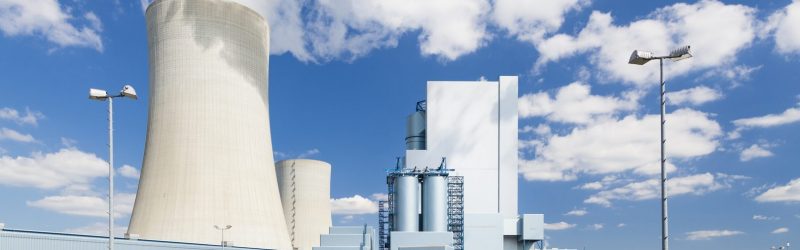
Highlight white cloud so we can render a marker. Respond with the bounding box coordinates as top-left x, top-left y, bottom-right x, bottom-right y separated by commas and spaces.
544, 221, 575, 231
763, 0, 800, 54
535, 1, 756, 86
685, 230, 744, 240
577, 176, 623, 190
0, 0, 103, 51
117, 165, 139, 179
585, 173, 746, 207
0, 107, 43, 126
739, 144, 774, 162
564, 208, 587, 216
311, 0, 491, 61
27, 192, 135, 218
518, 82, 639, 124
755, 178, 800, 203
730, 104, 800, 138
520, 108, 721, 181
491, 0, 587, 43
0, 127, 36, 143
588, 223, 603, 230
772, 227, 789, 234
65, 222, 127, 237
0, 148, 107, 189
331, 195, 378, 215
666, 86, 722, 106
617, 223, 626, 228
753, 214, 780, 221
297, 148, 320, 159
